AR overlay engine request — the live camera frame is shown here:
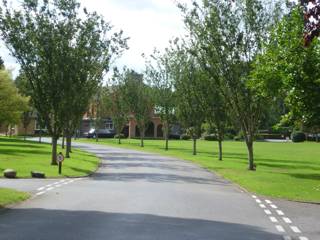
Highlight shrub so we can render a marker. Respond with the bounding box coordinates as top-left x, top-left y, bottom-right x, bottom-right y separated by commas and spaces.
224, 133, 235, 140
180, 134, 191, 140
114, 134, 125, 139
291, 132, 306, 143
234, 136, 243, 141
203, 134, 217, 141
